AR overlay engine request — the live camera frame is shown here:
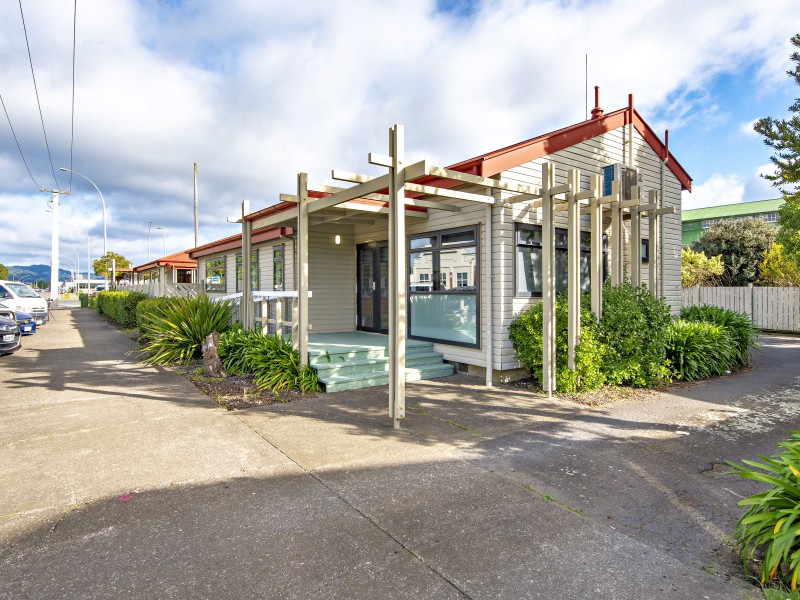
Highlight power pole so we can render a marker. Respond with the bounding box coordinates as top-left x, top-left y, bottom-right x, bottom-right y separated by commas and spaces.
194, 163, 199, 247
41, 188, 70, 306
